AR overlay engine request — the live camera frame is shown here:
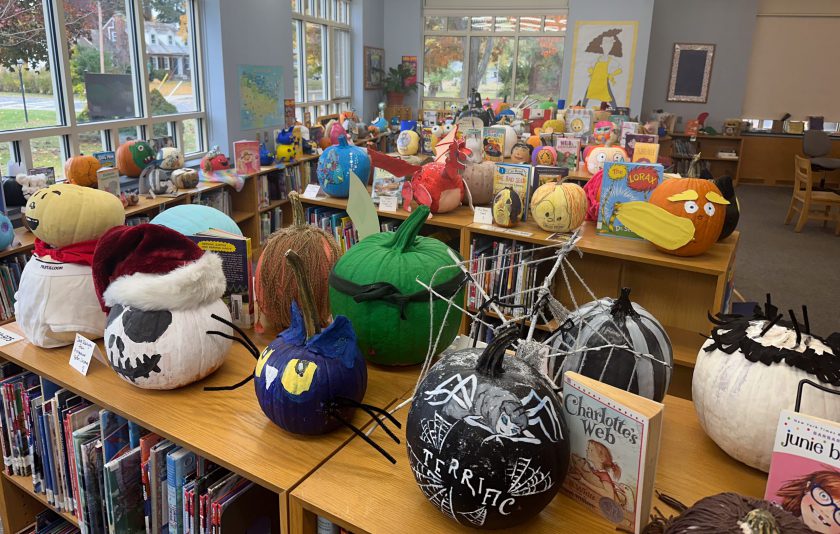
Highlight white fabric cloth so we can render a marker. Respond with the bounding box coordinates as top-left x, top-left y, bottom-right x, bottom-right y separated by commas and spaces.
14, 256, 106, 348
